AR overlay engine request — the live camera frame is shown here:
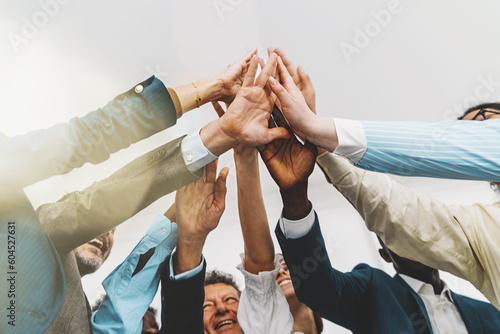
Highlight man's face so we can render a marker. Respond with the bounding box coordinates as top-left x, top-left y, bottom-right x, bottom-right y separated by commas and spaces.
460, 108, 500, 120
203, 283, 242, 334
141, 310, 159, 334
74, 229, 115, 277
460, 107, 500, 186
276, 260, 295, 299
